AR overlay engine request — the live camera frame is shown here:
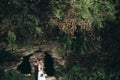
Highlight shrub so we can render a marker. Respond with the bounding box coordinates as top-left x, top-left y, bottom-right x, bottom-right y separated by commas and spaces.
60, 65, 120, 80
0, 68, 25, 80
